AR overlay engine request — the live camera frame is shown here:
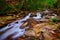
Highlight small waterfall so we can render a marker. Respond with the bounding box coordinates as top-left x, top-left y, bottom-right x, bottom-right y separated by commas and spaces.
0, 12, 42, 40
0, 13, 31, 40
0, 11, 58, 40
